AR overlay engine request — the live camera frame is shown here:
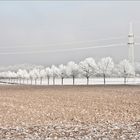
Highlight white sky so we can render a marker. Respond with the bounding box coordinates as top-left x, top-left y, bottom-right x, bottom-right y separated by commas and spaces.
0, 1, 140, 66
